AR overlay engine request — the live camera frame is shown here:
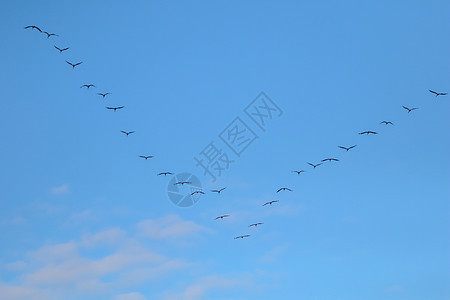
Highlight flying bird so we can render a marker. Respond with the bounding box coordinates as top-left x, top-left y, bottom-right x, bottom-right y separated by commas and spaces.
54, 46, 69, 53
97, 92, 111, 98
139, 155, 154, 160
120, 130, 135, 136
174, 181, 192, 186
429, 90, 447, 97
322, 158, 339, 162
234, 235, 250, 239
157, 172, 173, 176
308, 162, 323, 168
338, 145, 357, 152
402, 106, 419, 113
359, 131, 378, 135
191, 191, 205, 196
249, 223, 264, 227
276, 187, 292, 193
65, 60, 82, 69
292, 170, 306, 175
43, 31, 58, 38
106, 106, 124, 111
80, 84, 95, 89
263, 200, 279, 206
214, 214, 230, 220
380, 121, 394, 125
211, 187, 226, 194
24, 25, 42, 32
